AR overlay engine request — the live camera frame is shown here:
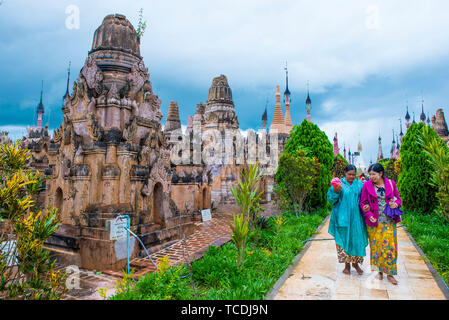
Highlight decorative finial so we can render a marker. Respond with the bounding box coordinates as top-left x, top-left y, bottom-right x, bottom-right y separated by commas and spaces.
64, 61, 71, 101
